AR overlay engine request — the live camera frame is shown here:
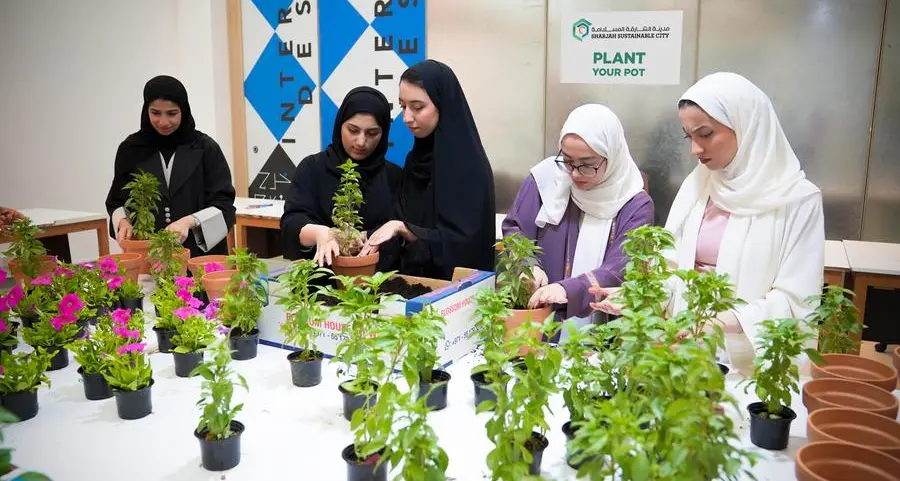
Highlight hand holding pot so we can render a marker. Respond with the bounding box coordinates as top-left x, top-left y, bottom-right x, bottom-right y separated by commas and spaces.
313, 229, 340, 267
116, 218, 134, 244
0, 206, 25, 229
359, 220, 414, 256
528, 283, 567, 308
165, 215, 195, 244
